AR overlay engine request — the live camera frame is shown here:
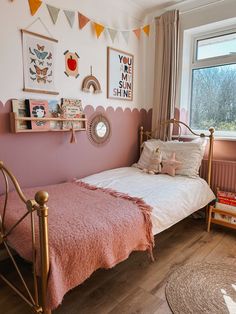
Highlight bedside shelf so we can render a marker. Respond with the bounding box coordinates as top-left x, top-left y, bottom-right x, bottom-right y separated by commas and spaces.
207, 205, 236, 231
10, 112, 87, 133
